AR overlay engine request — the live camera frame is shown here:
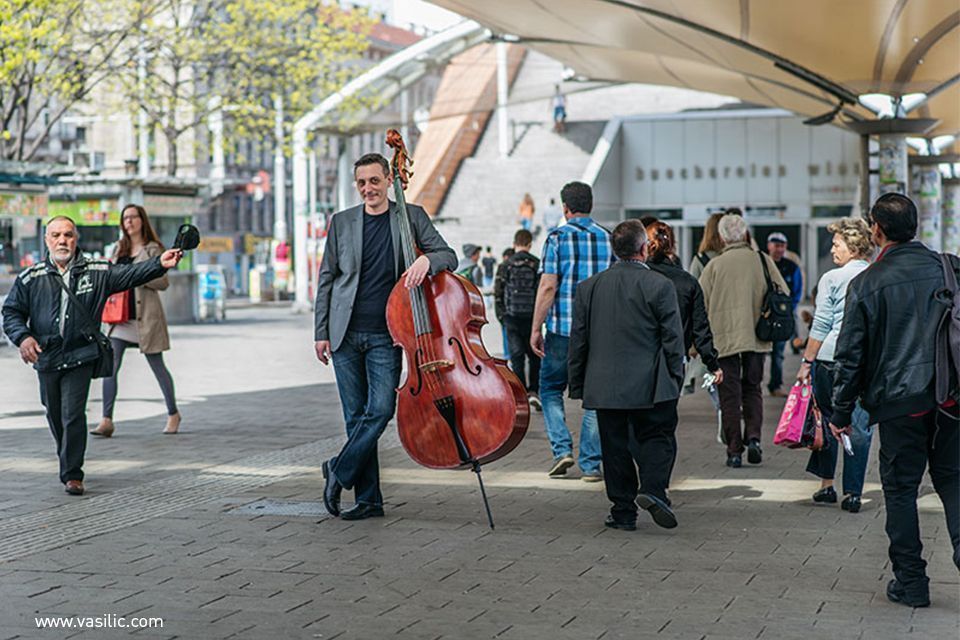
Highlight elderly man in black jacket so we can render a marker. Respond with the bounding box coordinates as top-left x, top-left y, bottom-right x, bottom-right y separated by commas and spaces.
3, 216, 182, 496
831, 193, 960, 608
569, 219, 686, 531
